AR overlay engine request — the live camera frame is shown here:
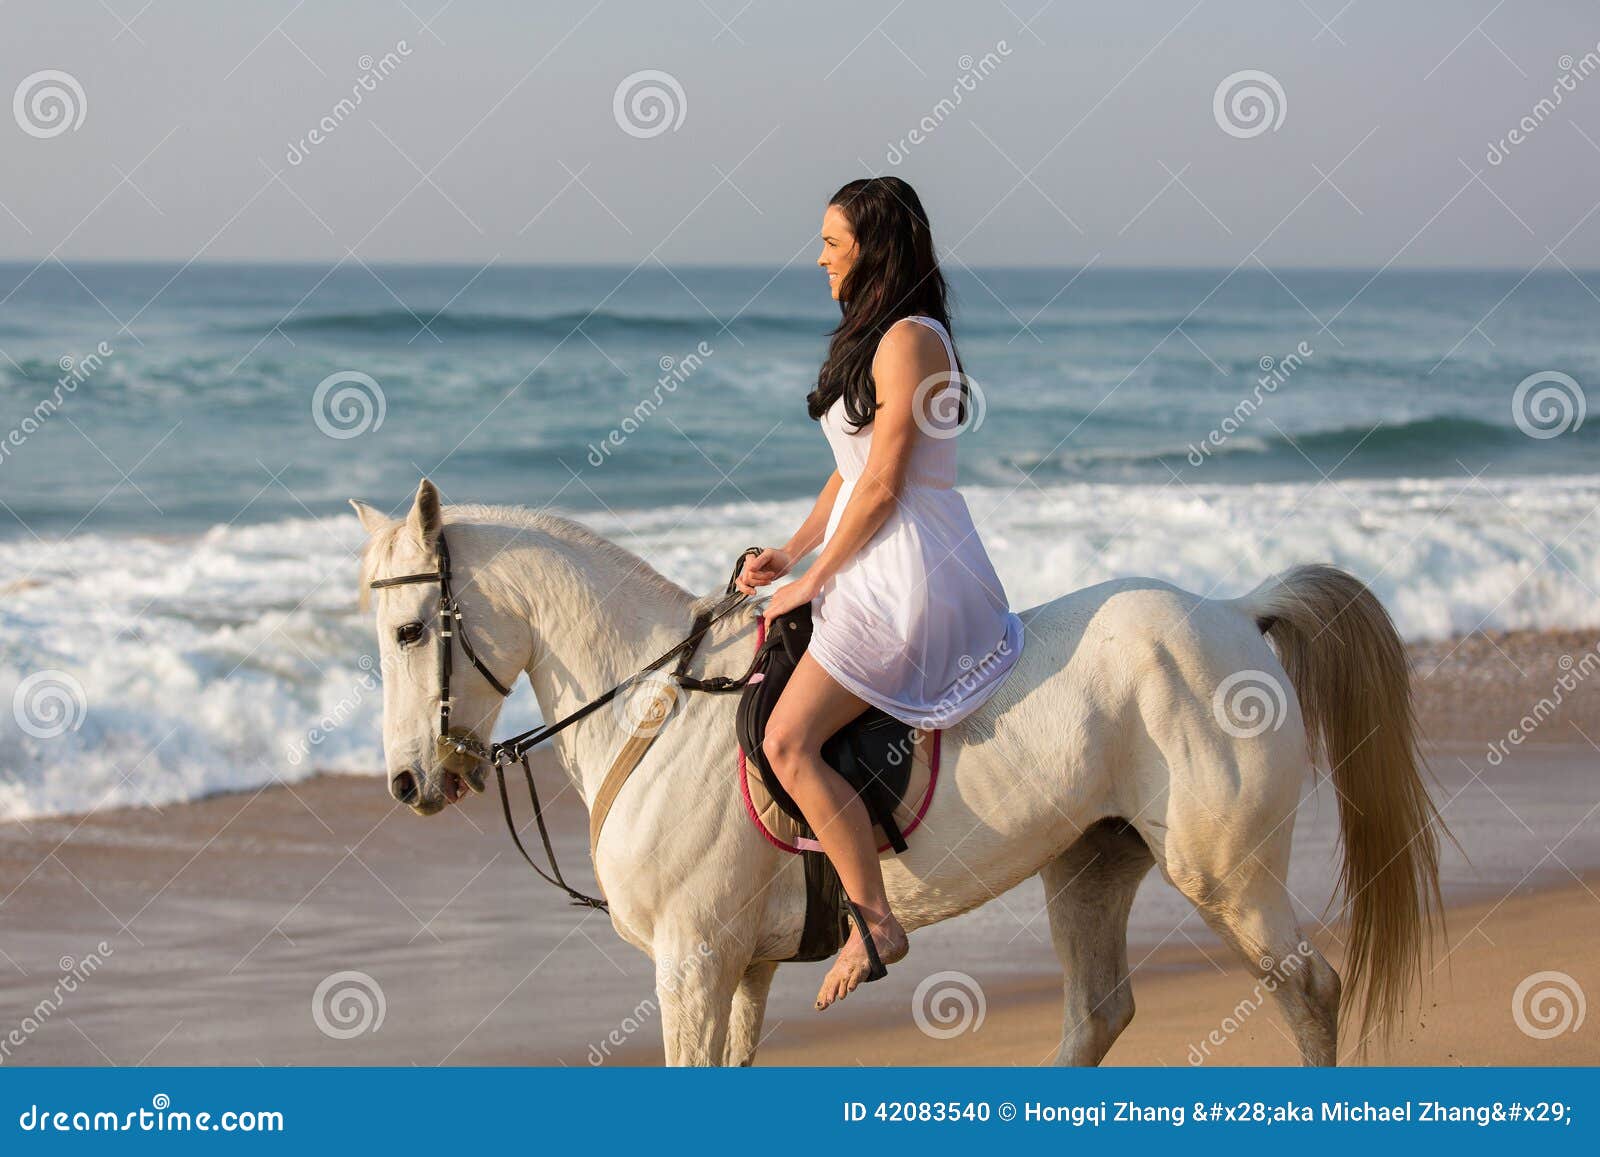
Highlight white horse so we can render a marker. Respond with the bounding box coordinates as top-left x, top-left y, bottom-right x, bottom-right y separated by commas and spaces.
352, 479, 1443, 1067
